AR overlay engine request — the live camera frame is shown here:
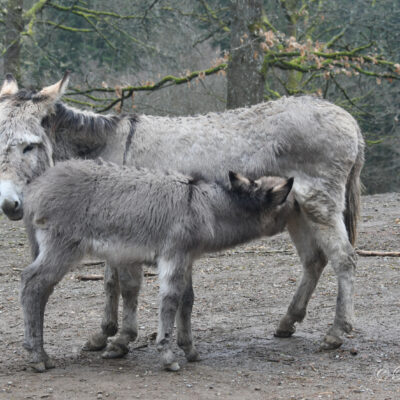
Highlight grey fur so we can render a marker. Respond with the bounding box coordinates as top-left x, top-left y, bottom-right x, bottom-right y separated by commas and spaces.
21, 159, 294, 371
0, 75, 364, 358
